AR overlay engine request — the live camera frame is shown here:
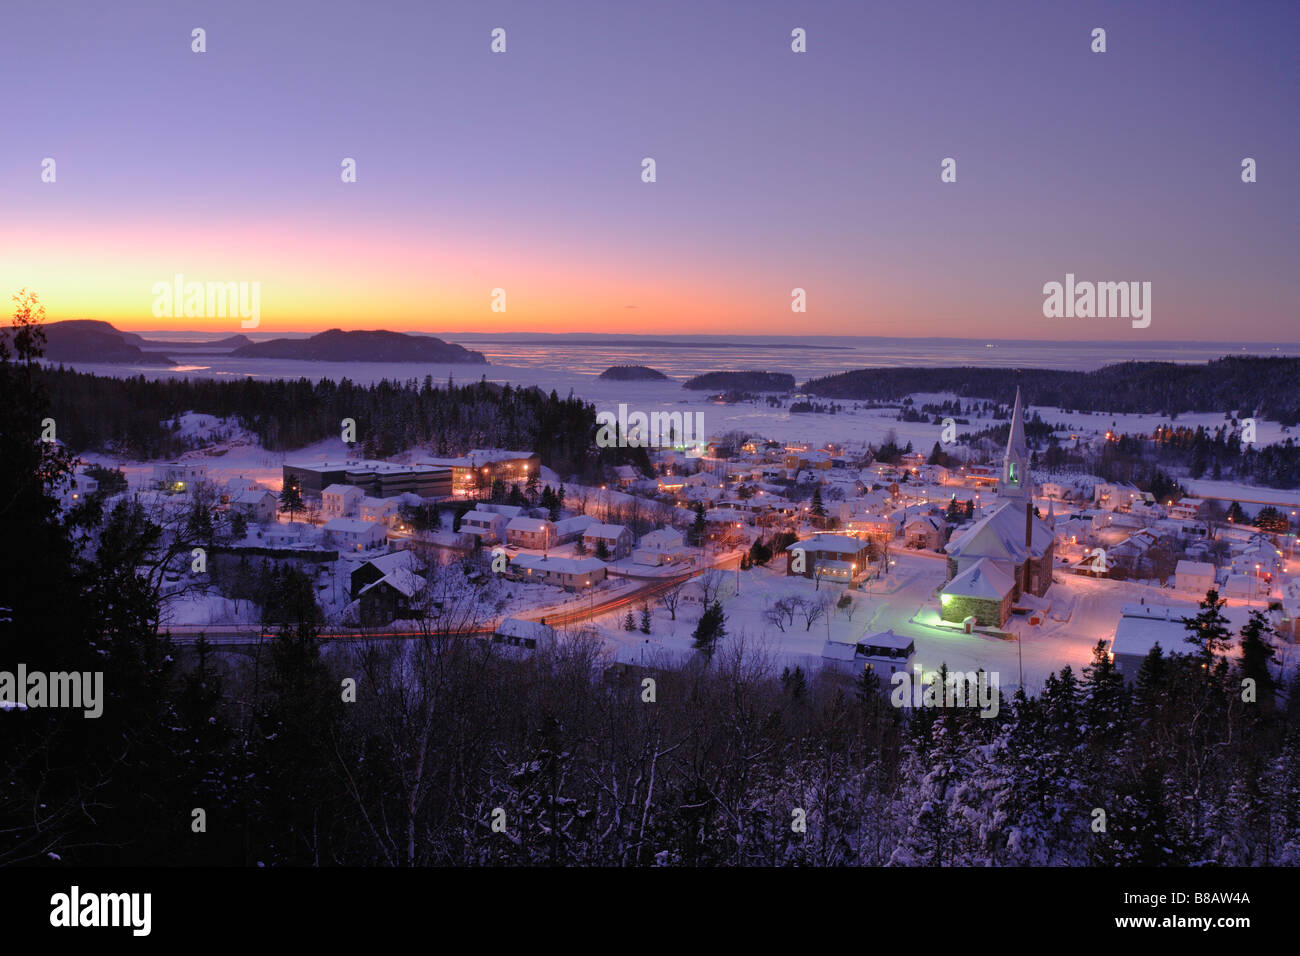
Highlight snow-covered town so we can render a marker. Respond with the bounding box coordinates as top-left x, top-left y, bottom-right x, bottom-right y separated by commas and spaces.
61, 386, 1298, 696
